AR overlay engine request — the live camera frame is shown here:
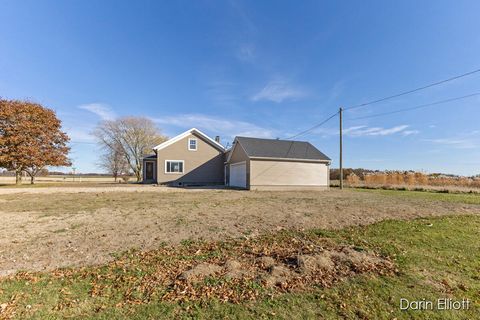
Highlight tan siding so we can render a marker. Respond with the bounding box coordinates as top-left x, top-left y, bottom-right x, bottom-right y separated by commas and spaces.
250, 159, 329, 187
157, 133, 224, 185
229, 142, 249, 163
